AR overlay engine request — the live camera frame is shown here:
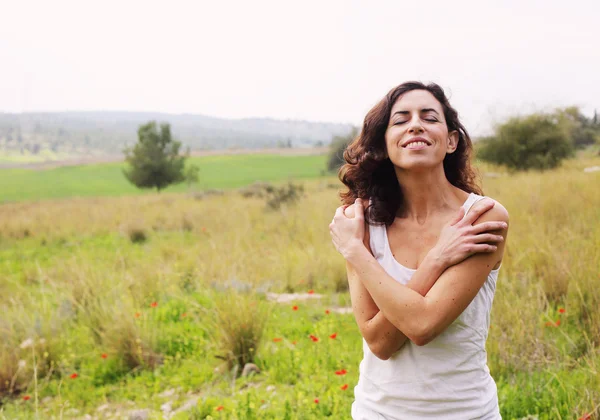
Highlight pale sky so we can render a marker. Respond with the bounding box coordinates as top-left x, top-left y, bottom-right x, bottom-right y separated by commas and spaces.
1, 0, 599, 135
